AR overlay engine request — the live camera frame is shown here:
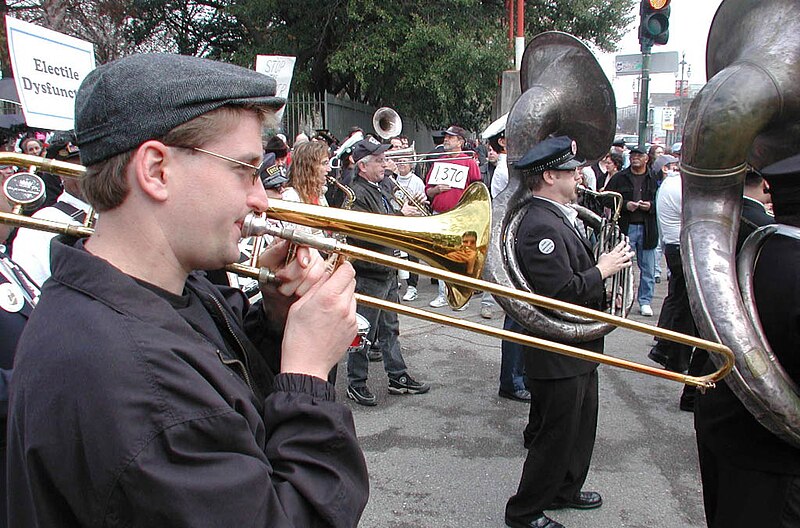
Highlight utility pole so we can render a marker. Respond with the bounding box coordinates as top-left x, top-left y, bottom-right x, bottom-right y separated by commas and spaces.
637, 52, 651, 150
676, 52, 690, 142
637, 0, 671, 150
